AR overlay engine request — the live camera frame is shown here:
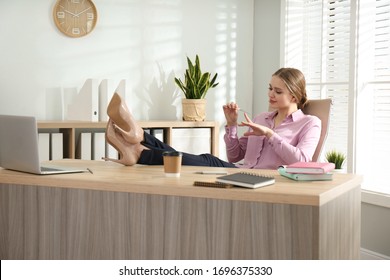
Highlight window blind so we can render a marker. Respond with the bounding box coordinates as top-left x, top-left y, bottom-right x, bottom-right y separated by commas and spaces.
356, 0, 390, 194
284, 0, 390, 194
284, 0, 350, 162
